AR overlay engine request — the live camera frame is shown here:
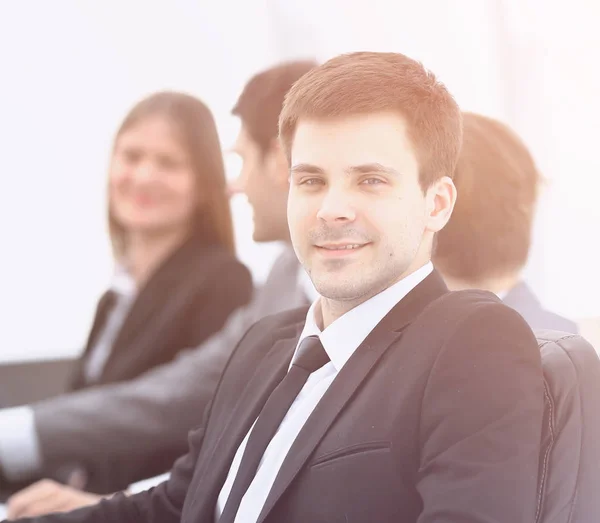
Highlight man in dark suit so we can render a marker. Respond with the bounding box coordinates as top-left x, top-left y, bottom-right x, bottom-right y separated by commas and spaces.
9, 52, 544, 523
433, 112, 578, 333
0, 61, 317, 504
